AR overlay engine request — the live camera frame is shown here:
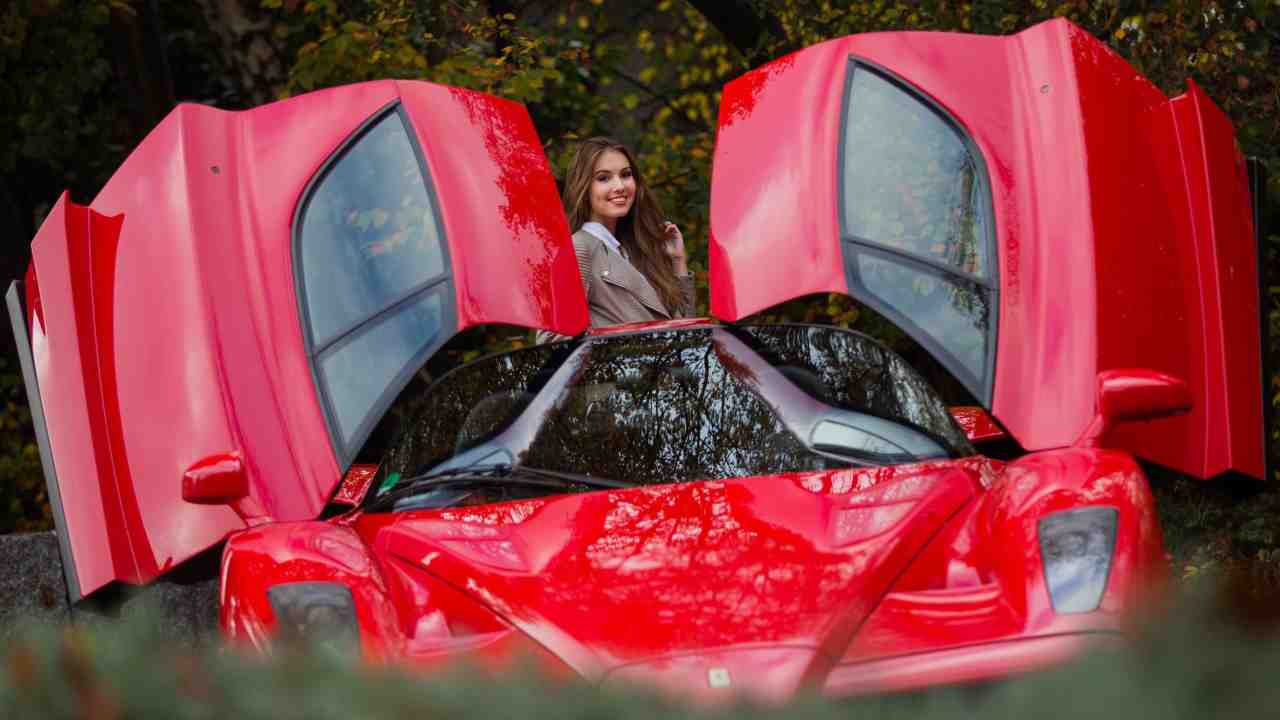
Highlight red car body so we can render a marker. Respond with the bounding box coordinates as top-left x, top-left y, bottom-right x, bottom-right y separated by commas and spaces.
6, 18, 1265, 701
